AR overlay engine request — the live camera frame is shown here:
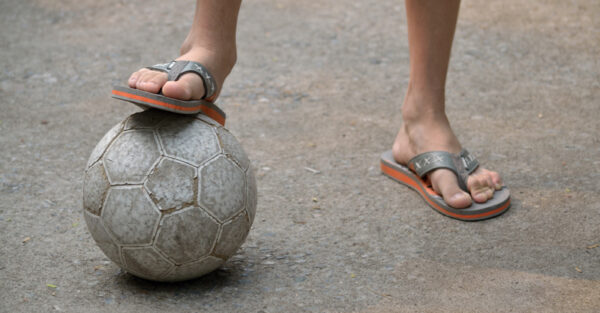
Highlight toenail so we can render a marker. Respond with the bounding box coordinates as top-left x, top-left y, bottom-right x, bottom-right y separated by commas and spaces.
450, 192, 468, 202
142, 81, 157, 88
474, 191, 486, 200
495, 183, 502, 190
